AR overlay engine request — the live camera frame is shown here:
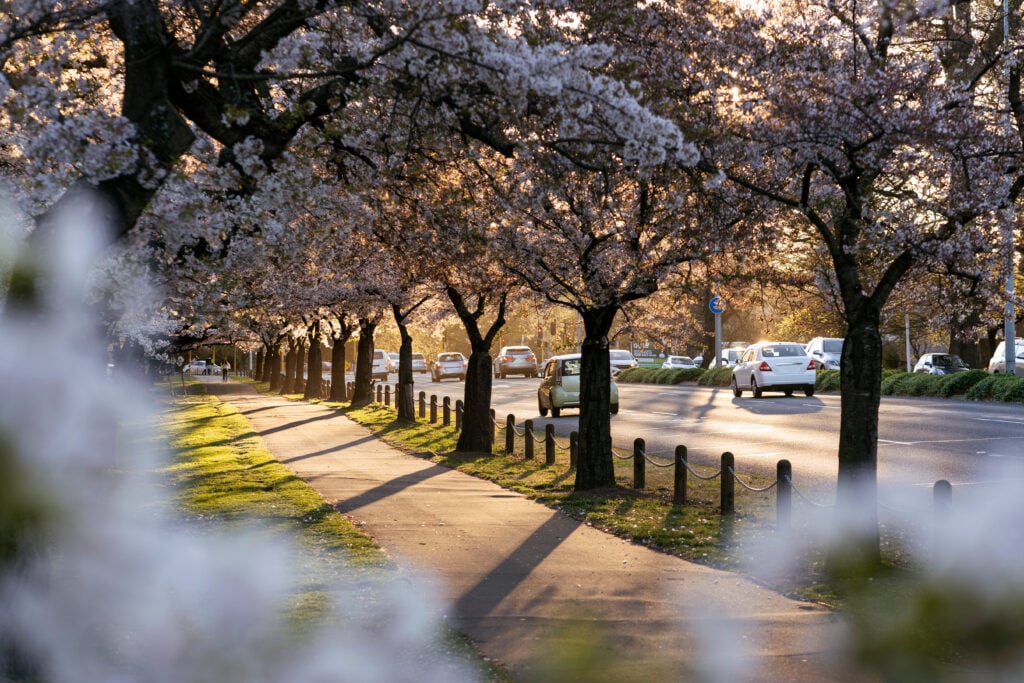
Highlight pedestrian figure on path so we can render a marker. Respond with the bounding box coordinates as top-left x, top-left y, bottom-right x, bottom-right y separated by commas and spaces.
221, 361, 231, 381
